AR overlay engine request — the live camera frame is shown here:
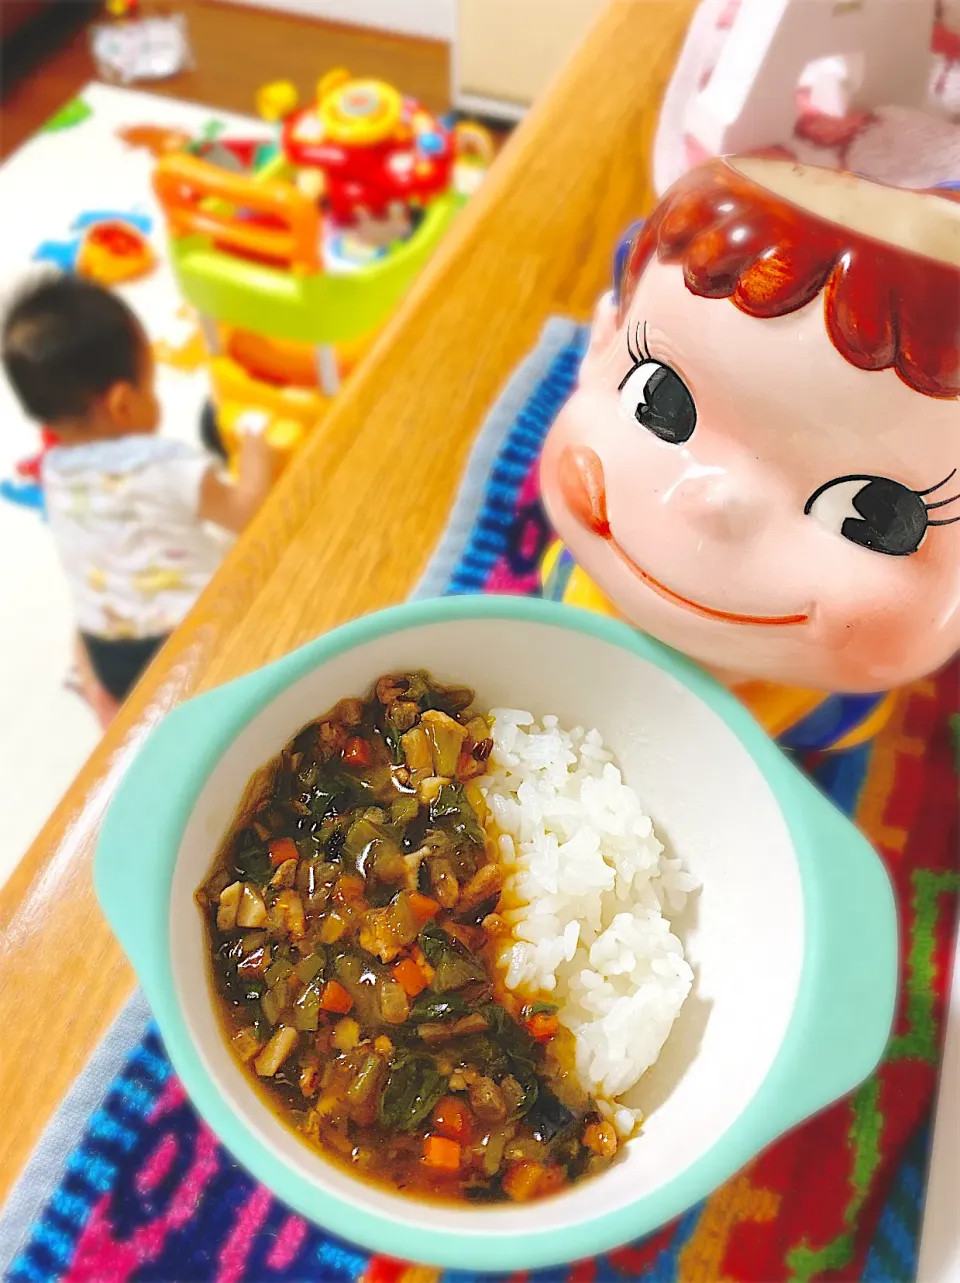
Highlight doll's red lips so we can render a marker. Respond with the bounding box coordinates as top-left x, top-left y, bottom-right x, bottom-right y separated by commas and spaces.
557, 445, 809, 627
606, 536, 810, 627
